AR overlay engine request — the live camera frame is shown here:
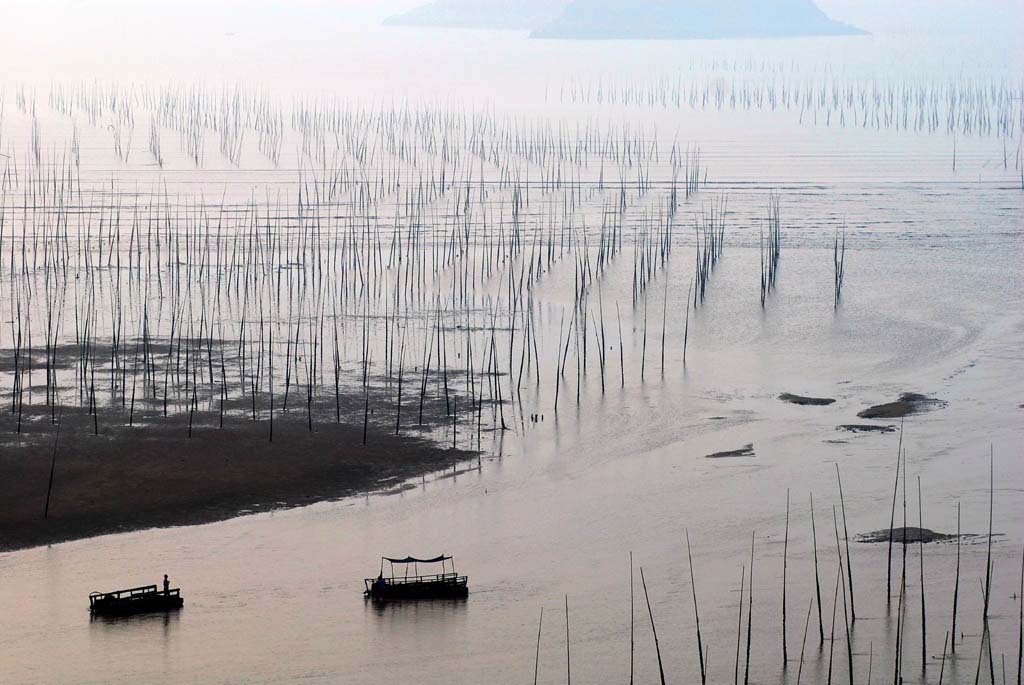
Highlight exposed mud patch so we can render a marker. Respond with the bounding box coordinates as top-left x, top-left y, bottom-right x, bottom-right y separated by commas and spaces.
857, 392, 946, 419
857, 527, 972, 544
779, 393, 835, 406
837, 424, 897, 434
706, 443, 755, 458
